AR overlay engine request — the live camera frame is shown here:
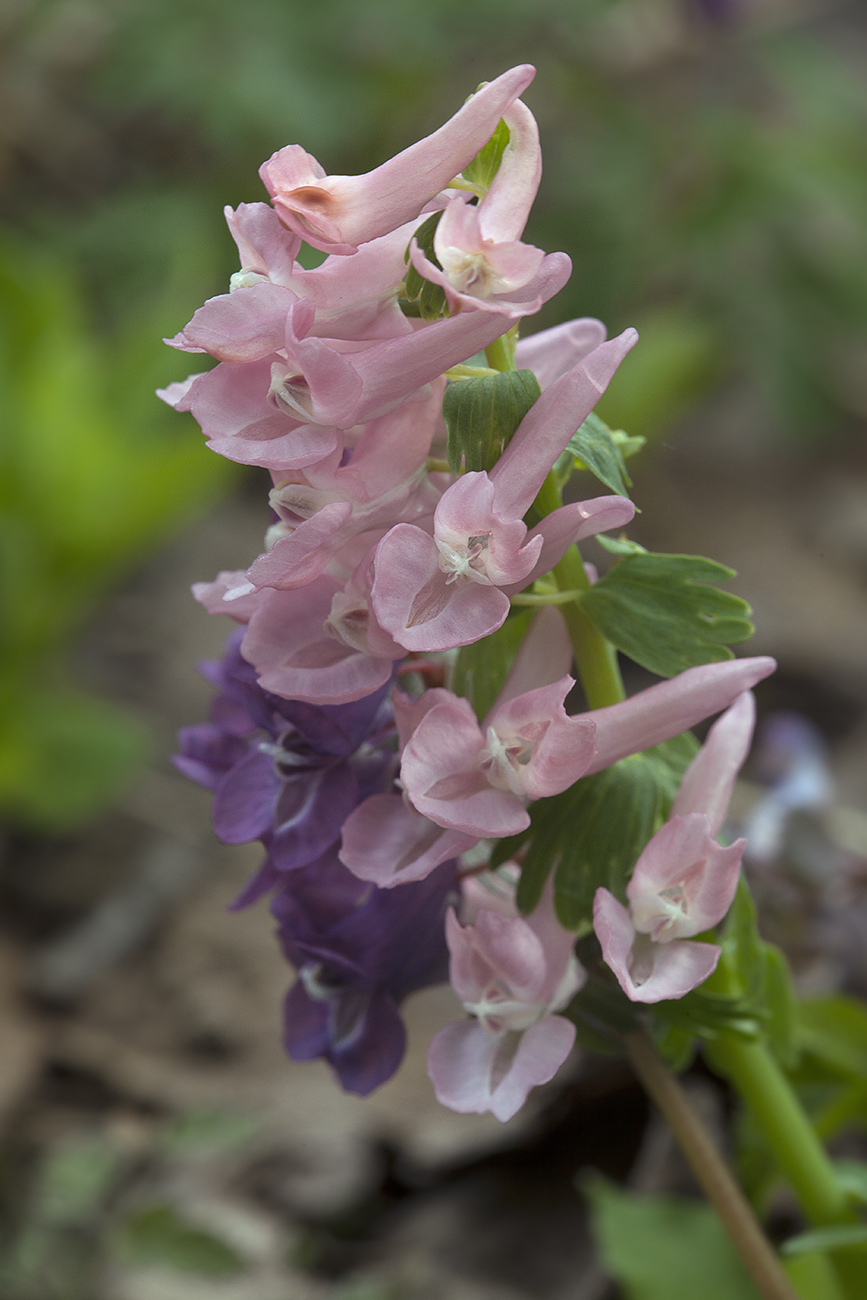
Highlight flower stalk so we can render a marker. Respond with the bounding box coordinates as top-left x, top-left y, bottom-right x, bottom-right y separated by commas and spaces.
625, 1028, 800, 1300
